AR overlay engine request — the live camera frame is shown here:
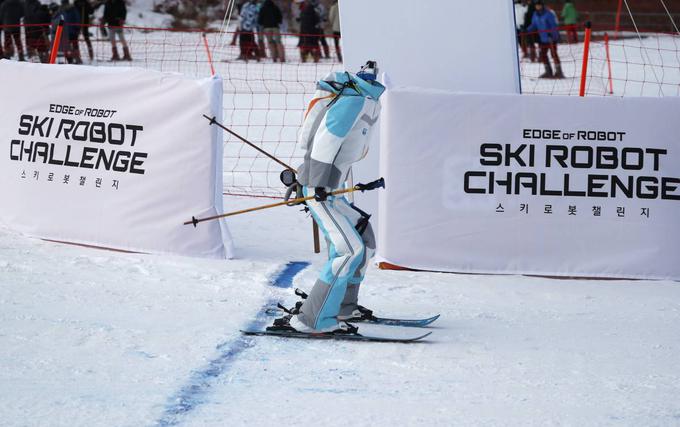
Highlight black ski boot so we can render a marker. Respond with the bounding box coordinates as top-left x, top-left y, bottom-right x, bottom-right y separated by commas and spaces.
539, 62, 554, 79
553, 64, 565, 79
356, 305, 378, 322
338, 305, 378, 322
266, 315, 296, 332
